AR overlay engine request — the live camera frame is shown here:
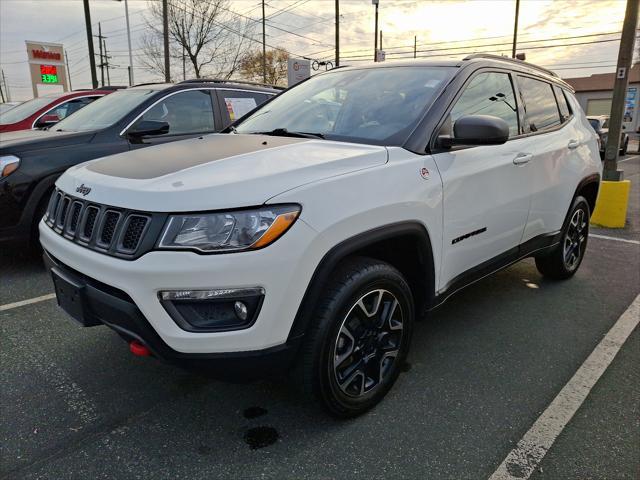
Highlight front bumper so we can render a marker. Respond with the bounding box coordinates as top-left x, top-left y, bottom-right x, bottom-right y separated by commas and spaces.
40, 217, 326, 354
44, 251, 299, 378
